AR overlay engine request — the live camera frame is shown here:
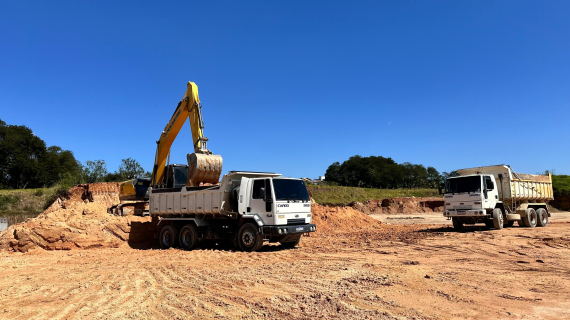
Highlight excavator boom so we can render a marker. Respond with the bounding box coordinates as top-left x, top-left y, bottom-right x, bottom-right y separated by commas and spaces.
151, 81, 223, 187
